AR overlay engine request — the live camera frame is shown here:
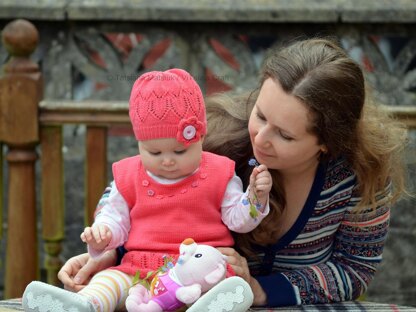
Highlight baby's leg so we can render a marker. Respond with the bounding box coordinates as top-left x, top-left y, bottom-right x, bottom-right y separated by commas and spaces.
22, 269, 134, 312
22, 281, 97, 312
79, 269, 134, 311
